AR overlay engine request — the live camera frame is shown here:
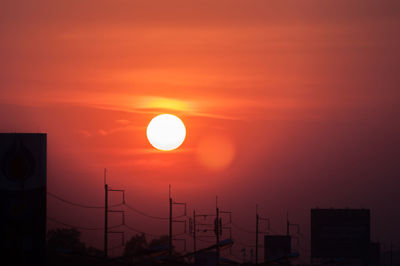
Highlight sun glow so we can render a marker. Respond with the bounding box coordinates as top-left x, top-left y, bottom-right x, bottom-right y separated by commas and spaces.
146, 114, 186, 151
142, 97, 191, 112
